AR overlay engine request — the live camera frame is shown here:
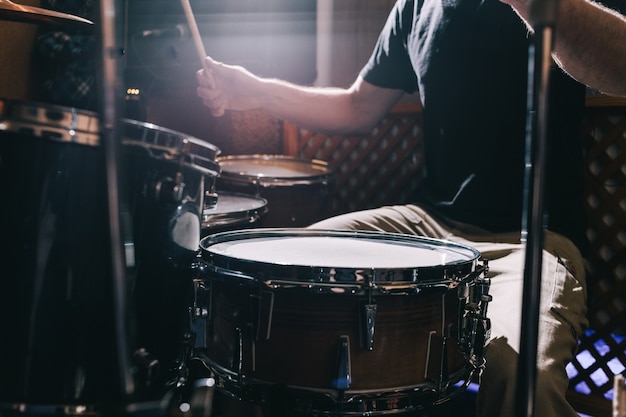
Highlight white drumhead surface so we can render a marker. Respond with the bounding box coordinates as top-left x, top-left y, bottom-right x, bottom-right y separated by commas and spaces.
220, 158, 328, 178
208, 236, 473, 269
204, 193, 266, 215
